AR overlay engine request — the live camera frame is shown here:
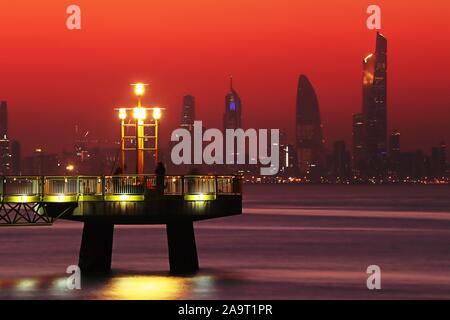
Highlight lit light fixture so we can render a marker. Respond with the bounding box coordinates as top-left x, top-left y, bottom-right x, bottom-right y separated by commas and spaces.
152, 107, 162, 120
119, 194, 130, 201
184, 193, 216, 201
364, 53, 374, 63
119, 108, 127, 120
133, 107, 146, 120
133, 83, 146, 97
66, 164, 74, 171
